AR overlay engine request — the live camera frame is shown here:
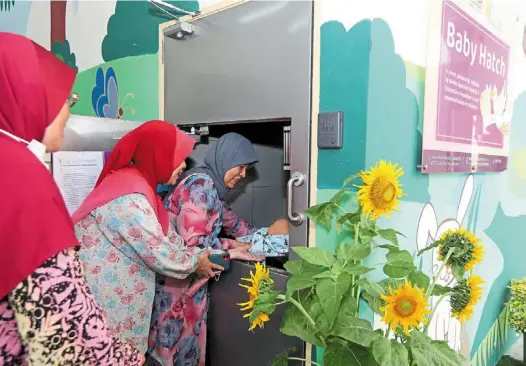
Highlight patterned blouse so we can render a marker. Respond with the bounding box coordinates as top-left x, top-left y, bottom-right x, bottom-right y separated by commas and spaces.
166, 173, 257, 250
0, 248, 143, 365
75, 193, 201, 354
147, 173, 256, 366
